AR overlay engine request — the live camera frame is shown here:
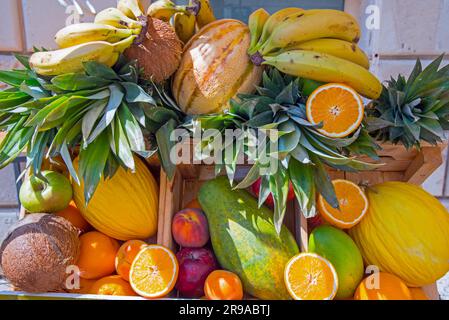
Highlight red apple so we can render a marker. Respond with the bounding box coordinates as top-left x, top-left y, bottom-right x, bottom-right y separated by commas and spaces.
251, 178, 295, 208
172, 208, 210, 248
176, 248, 218, 298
